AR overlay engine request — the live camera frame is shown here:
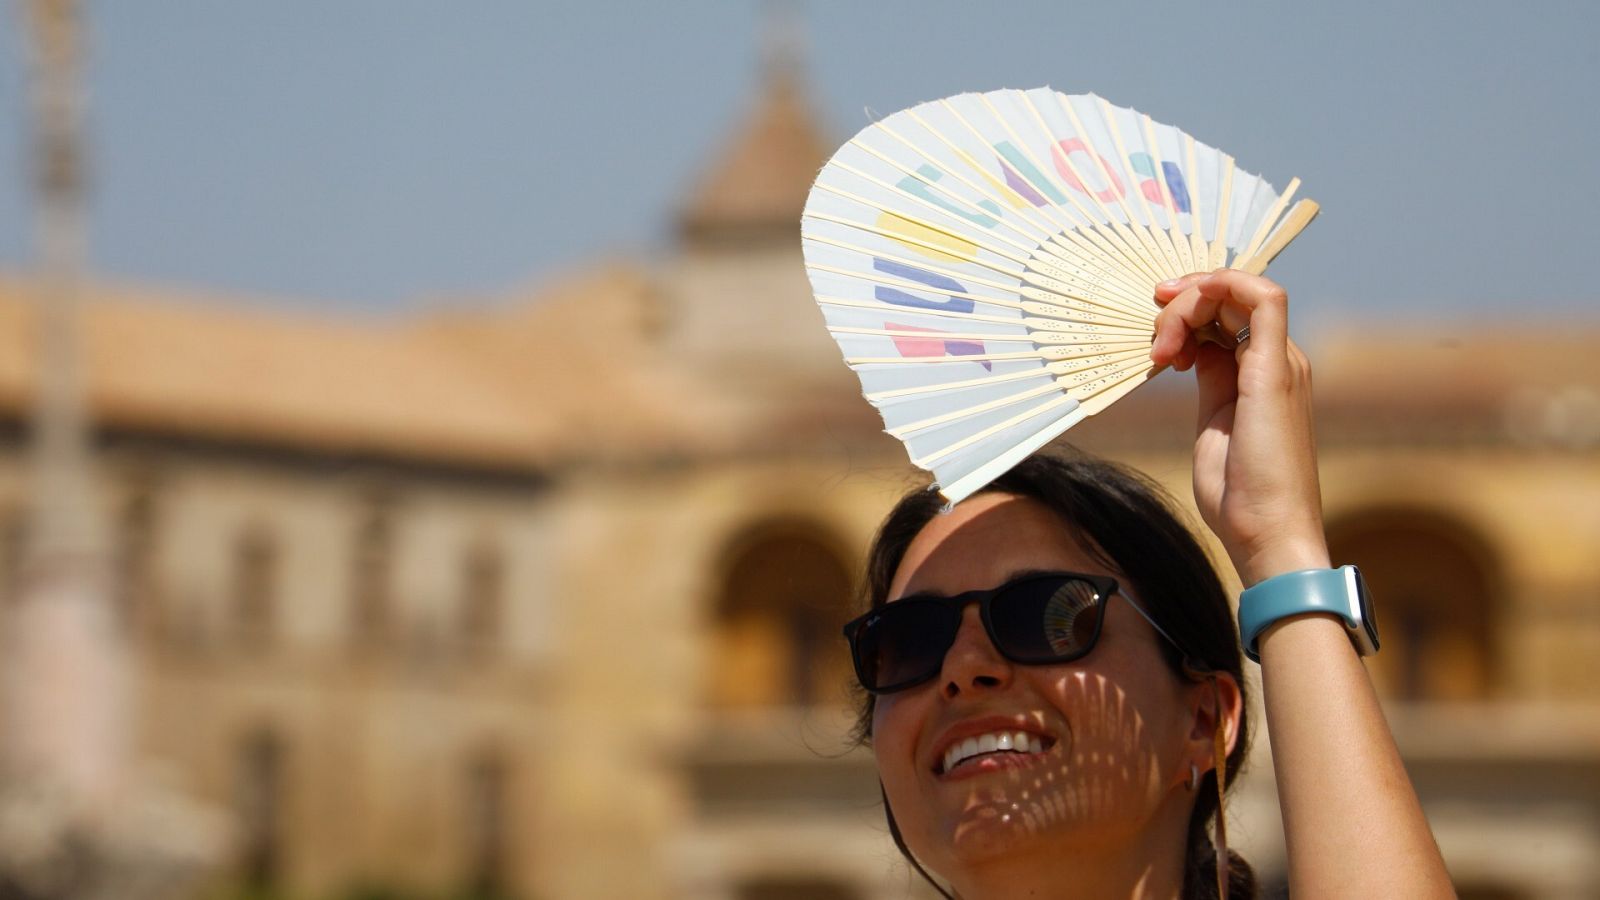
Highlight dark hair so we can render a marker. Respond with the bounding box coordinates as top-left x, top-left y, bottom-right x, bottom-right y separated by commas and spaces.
855, 450, 1257, 900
